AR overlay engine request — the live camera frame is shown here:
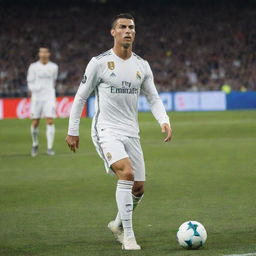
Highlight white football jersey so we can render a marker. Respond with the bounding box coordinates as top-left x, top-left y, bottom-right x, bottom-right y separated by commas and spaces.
68, 49, 170, 138
27, 61, 58, 101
